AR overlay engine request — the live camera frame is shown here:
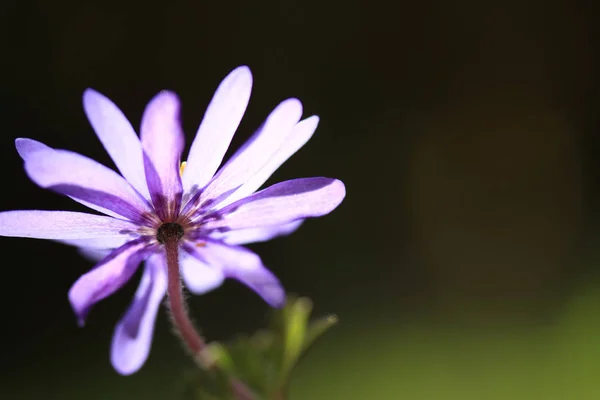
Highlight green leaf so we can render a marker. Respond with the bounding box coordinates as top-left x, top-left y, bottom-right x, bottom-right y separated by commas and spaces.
303, 314, 339, 353
177, 295, 339, 400
280, 297, 312, 380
